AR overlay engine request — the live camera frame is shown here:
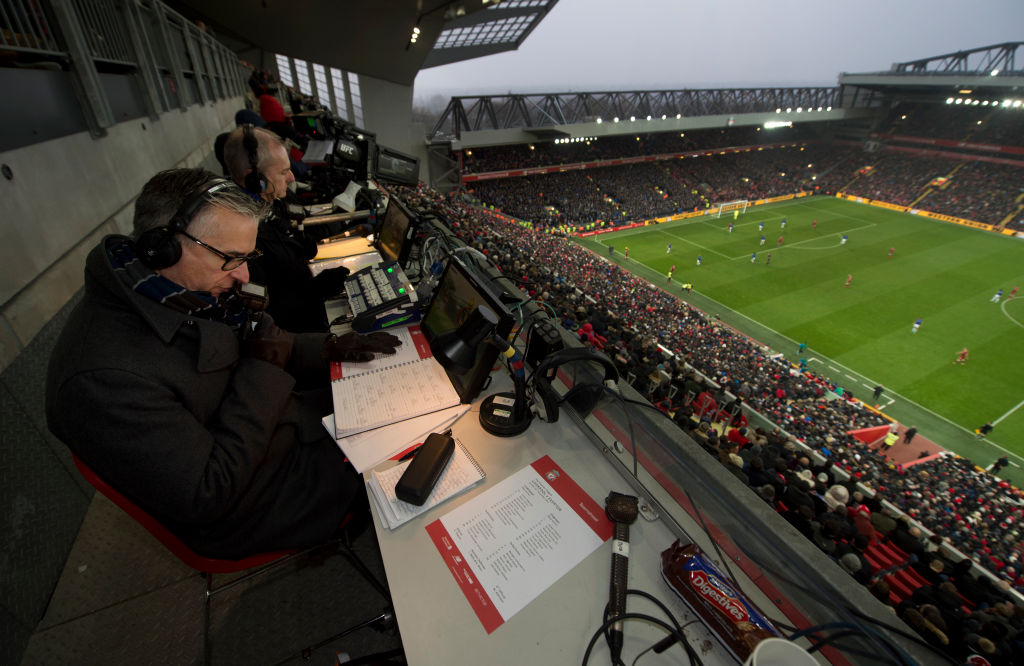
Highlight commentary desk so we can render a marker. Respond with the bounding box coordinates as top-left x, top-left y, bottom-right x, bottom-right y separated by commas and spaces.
366, 375, 737, 666
363, 359, 937, 665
